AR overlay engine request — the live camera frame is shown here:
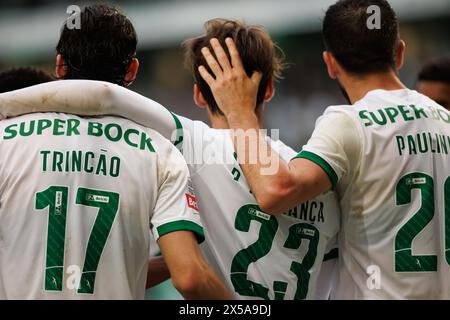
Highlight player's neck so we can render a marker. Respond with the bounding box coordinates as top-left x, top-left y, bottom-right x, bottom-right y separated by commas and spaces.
341, 70, 407, 104
208, 109, 263, 129
209, 115, 230, 129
